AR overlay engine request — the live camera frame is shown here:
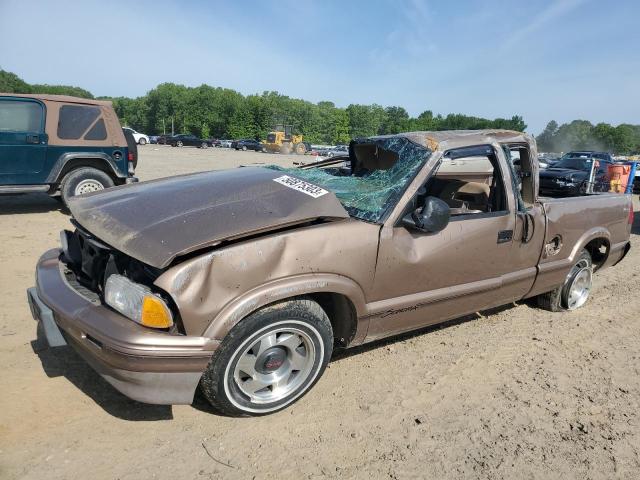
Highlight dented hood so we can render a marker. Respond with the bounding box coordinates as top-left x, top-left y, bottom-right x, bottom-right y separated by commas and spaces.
68, 167, 349, 268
